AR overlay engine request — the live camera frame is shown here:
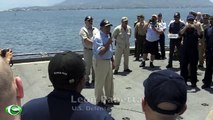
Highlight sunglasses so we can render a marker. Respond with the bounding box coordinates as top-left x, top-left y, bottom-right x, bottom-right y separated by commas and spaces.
123, 21, 128, 24
188, 19, 194, 21
87, 20, 93, 22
